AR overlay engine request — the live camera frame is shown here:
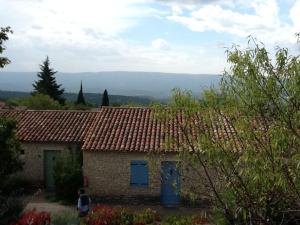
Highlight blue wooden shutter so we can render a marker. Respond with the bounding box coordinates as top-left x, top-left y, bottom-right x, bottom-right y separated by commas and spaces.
130, 160, 148, 187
